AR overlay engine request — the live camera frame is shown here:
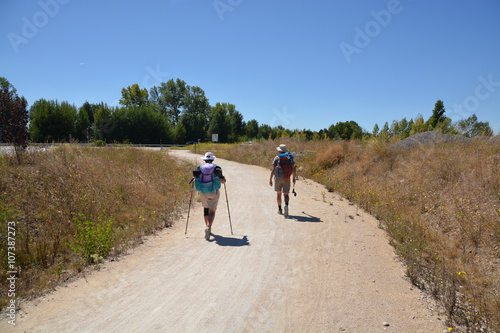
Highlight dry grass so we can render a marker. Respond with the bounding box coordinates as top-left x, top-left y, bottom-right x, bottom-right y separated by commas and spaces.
219, 138, 500, 332
0, 145, 192, 307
